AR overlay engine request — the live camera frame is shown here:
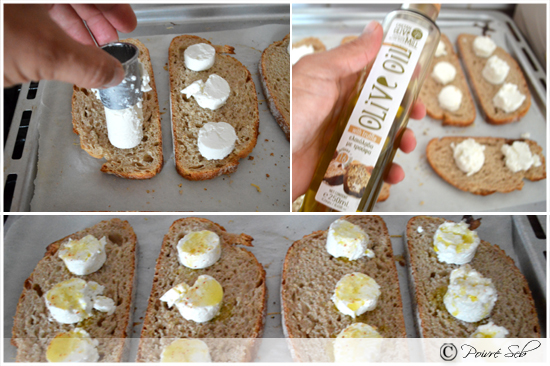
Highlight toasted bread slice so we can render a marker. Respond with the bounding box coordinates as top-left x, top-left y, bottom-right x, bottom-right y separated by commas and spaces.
419, 34, 476, 126
11, 218, 137, 361
137, 217, 266, 362
426, 136, 546, 195
457, 33, 531, 124
169, 35, 259, 180
72, 38, 163, 179
405, 216, 540, 337
343, 161, 390, 202
281, 215, 406, 361
259, 34, 290, 140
